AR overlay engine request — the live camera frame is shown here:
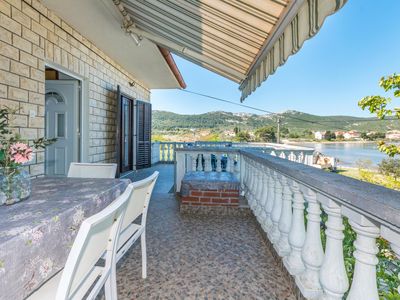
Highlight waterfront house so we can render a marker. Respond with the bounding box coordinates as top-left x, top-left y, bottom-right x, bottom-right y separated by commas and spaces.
386, 130, 400, 140
2, 1, 400, 300
314, 131, 326, 140
343, 130, 361, 140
